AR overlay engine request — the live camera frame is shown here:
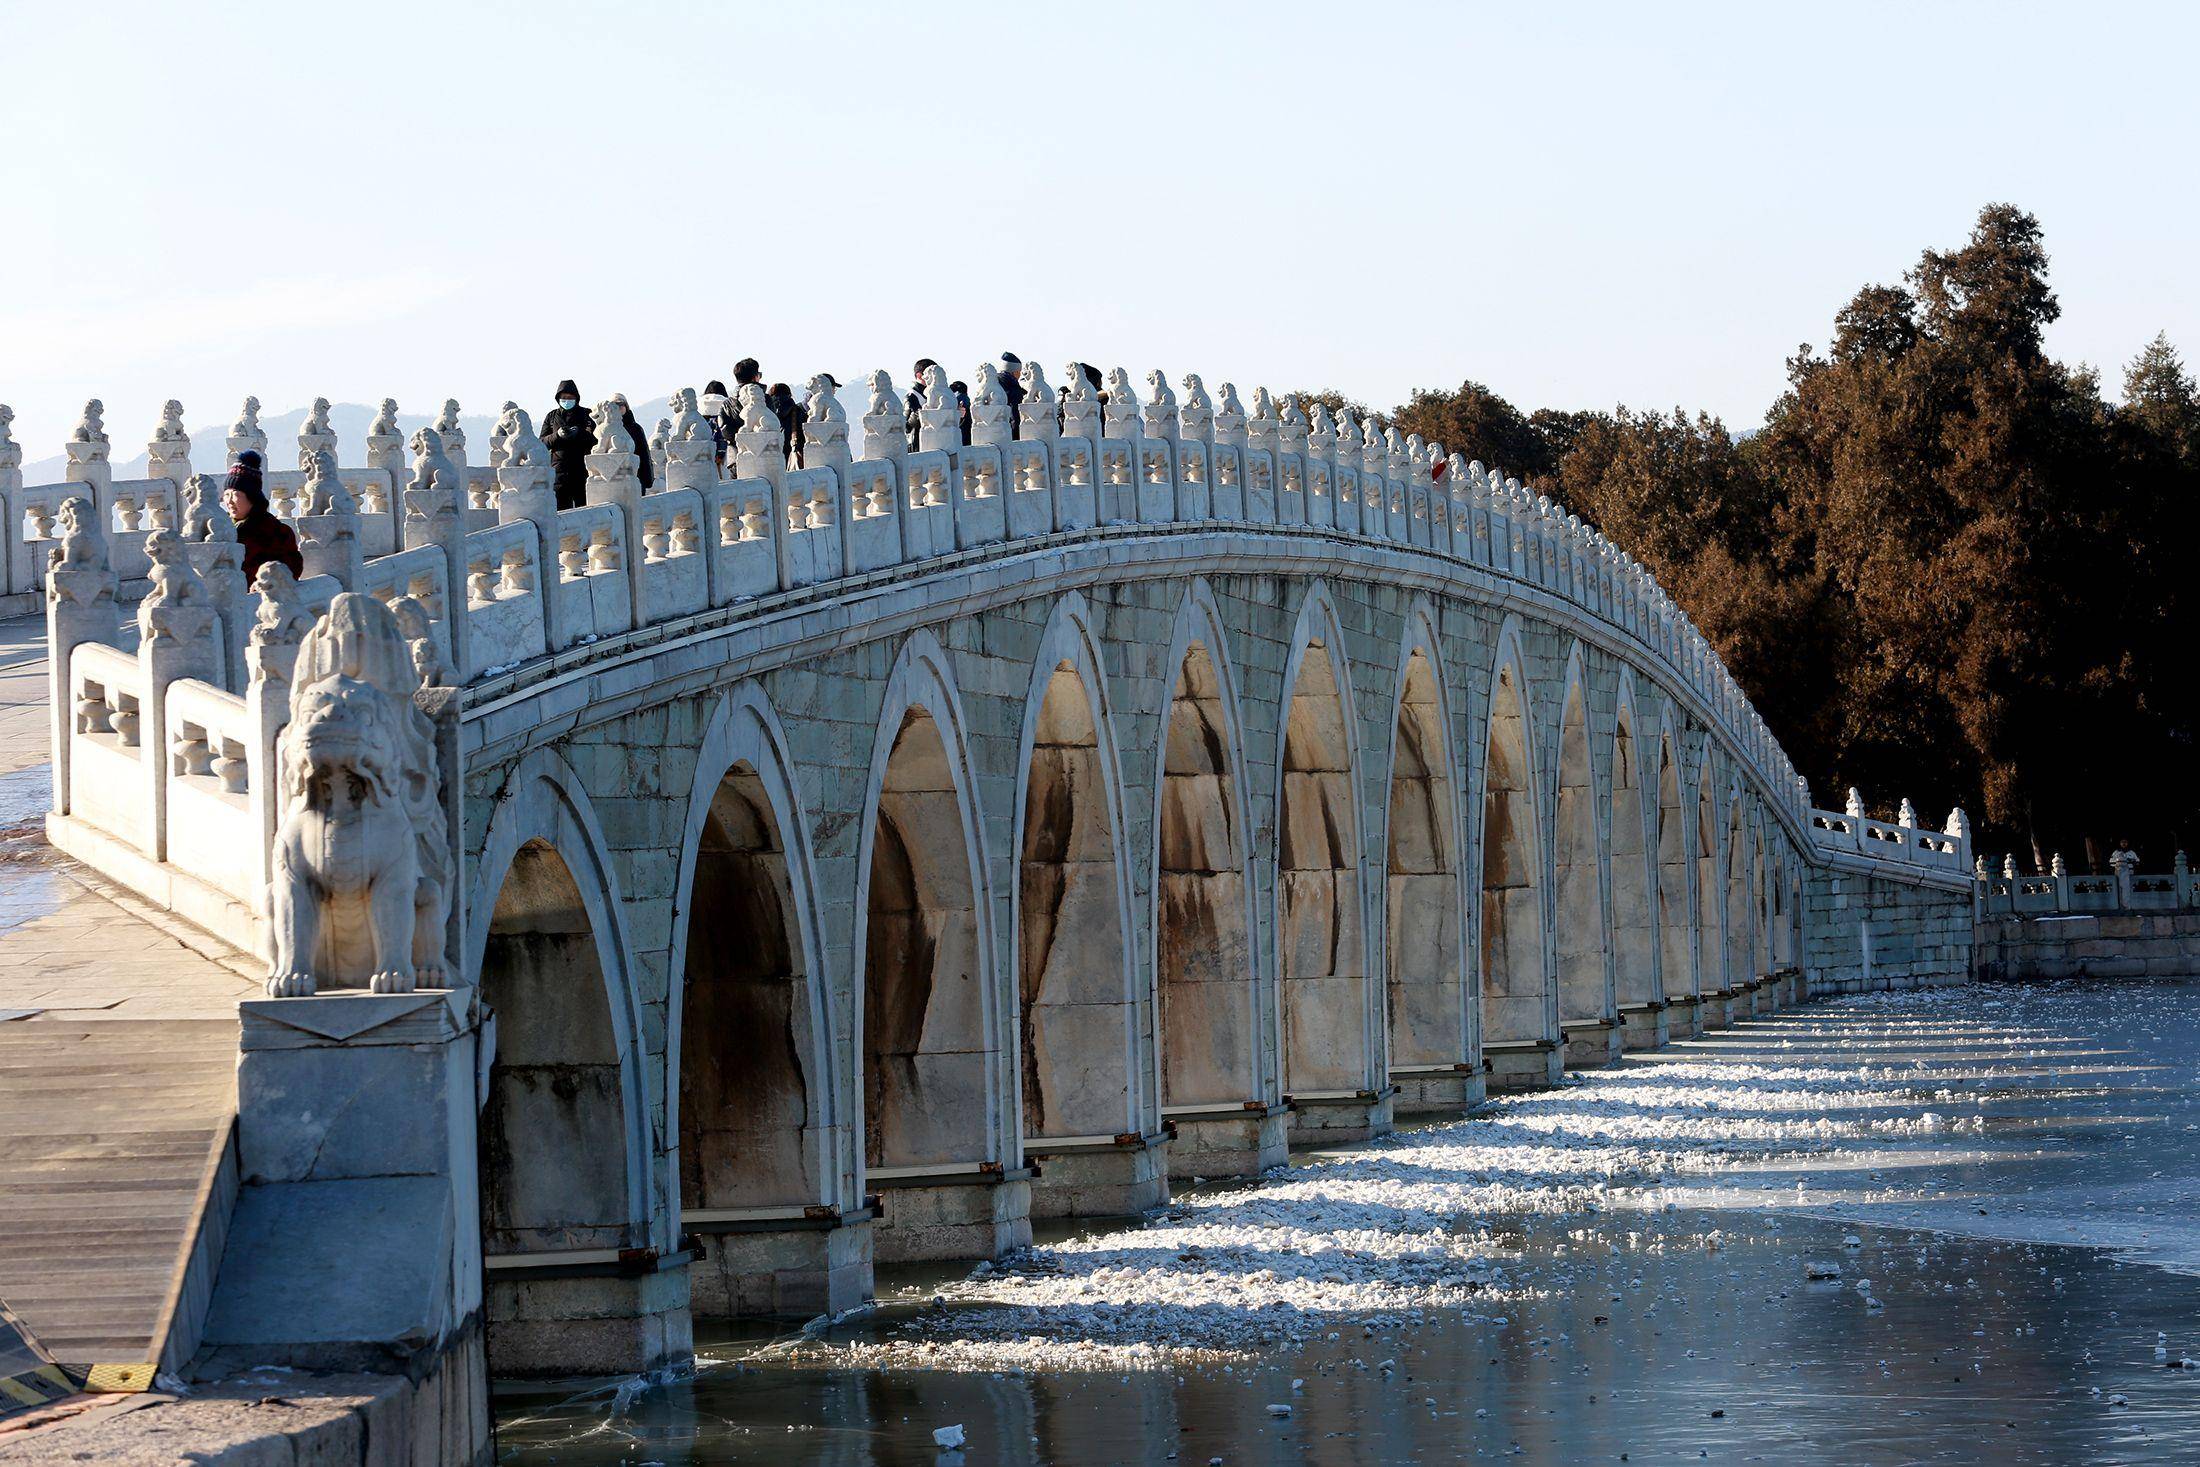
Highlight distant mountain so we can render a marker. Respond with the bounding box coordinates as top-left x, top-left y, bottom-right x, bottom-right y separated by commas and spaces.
20, 396, 677, 485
